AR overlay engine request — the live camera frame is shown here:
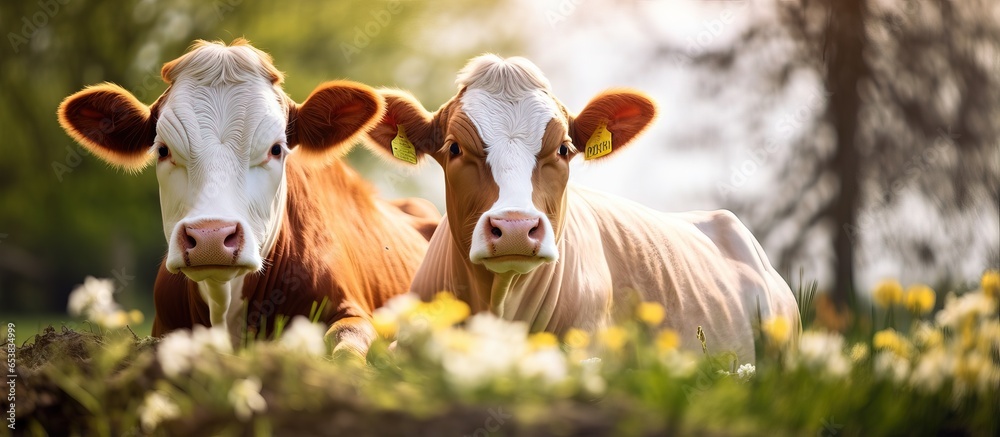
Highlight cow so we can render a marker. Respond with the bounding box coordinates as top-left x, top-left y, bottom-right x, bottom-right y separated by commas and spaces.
364, 54, 800, 362
57, 39, 438, 356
